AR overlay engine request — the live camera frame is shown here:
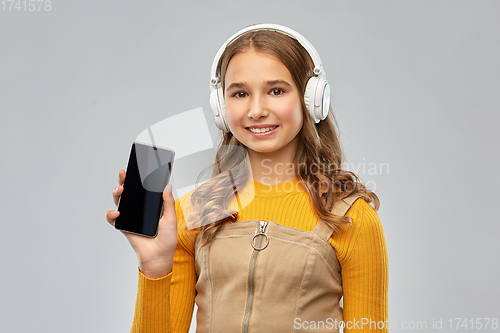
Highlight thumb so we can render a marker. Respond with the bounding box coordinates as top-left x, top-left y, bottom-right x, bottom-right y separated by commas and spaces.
161, 184, 177, 225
